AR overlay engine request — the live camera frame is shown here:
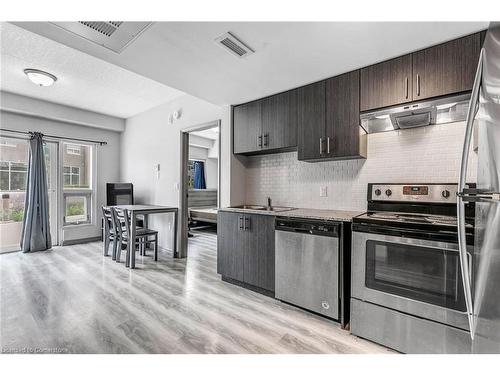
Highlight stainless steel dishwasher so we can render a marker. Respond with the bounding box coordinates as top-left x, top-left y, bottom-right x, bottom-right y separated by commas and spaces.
275, 217, 340, 320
